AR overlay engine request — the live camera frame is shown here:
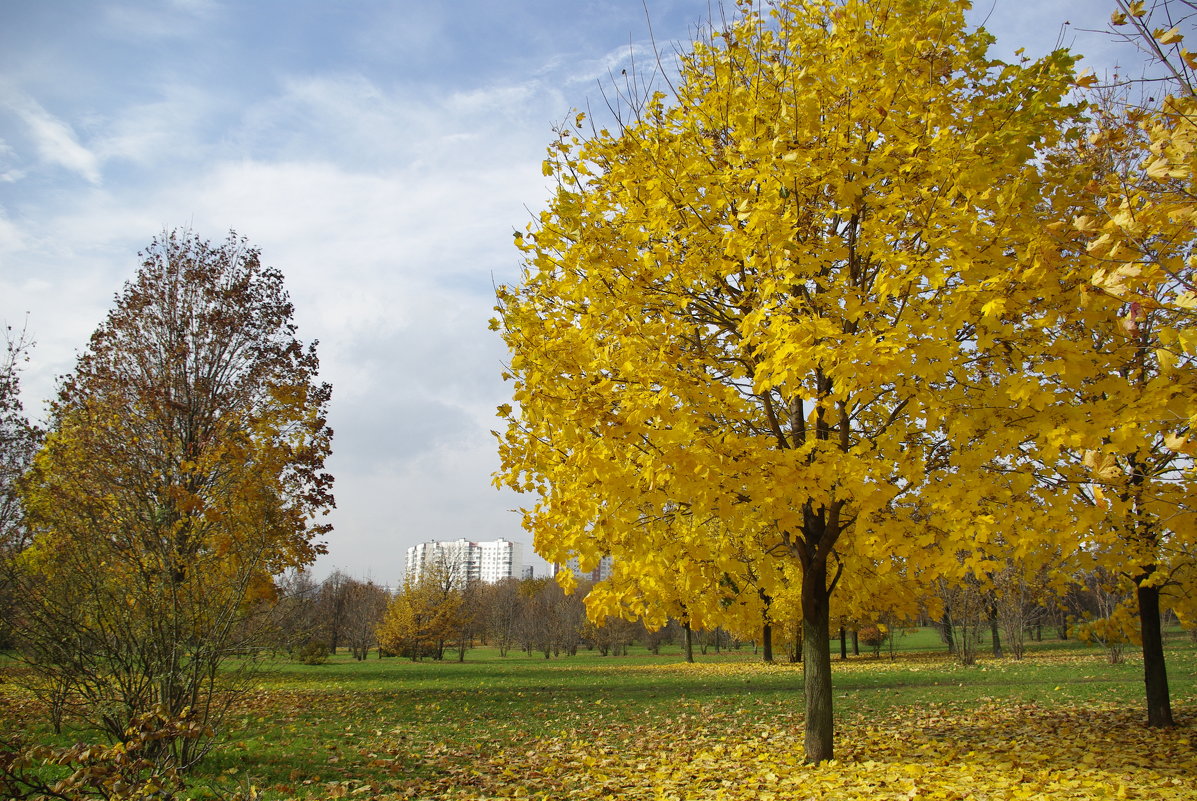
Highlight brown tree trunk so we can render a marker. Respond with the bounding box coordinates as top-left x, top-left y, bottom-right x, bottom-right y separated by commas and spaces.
839, 626, 847, 660
942, 614, 955, 653
989, 603, 1003, 659
1136, 579, 1174, 727
683, 621, 694, 663
762, 622, 774, 663
802, 558, 834, 763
